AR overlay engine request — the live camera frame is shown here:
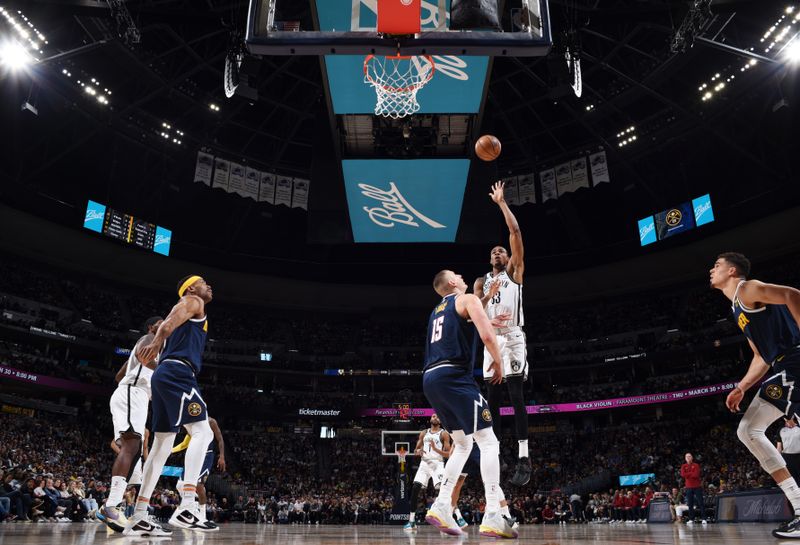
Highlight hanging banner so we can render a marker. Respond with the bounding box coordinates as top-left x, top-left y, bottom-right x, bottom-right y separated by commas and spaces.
540, 168, 557, 201
590, 151, 610, 184
244, 167, 261, 200
228, 162, 247, 197
212, 158, 230, 191
517, 173, 536, 204
555, 162, 573, 195
502, 176, 519, 205
194, 152, 214, 186
291, 178, 310, 210
275, 176, 293, 207
569, 157, 589, 192
259, 172, 276, 204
